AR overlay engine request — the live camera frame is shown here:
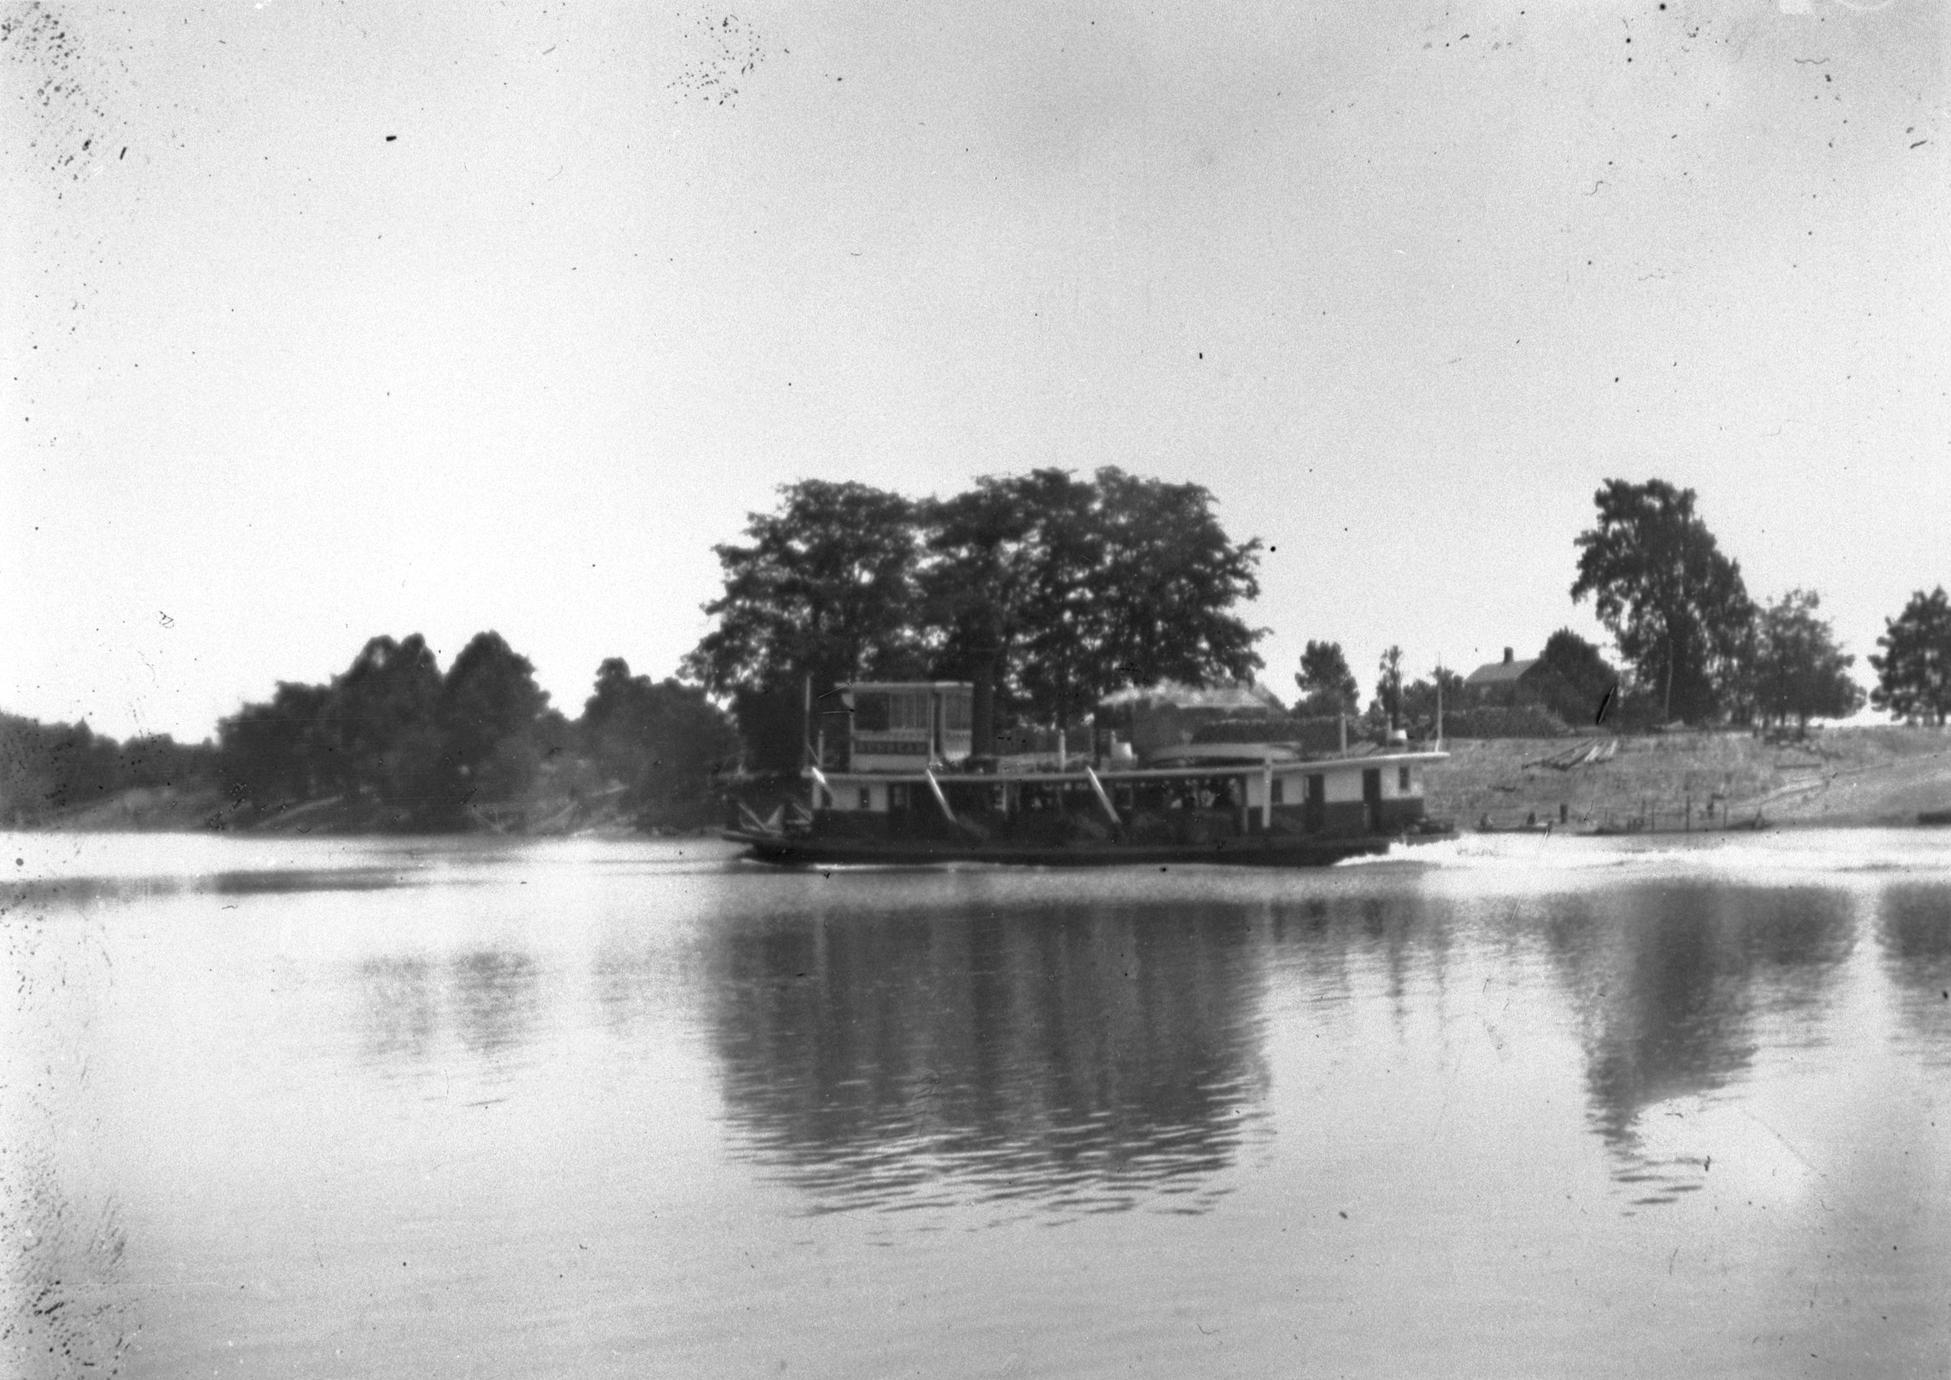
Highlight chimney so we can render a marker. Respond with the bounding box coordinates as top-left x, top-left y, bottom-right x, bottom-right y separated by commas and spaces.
1503, 647, 1514, 664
